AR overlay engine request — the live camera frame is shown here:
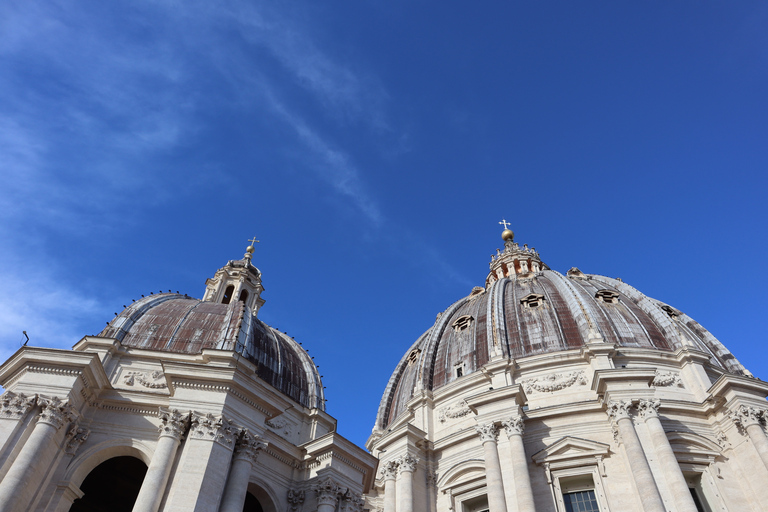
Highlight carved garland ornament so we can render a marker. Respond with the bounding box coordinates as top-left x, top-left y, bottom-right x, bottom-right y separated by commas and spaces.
123, 370, 167, 389
438, 399, 472, 423
652, 371, 683, 388
521, 370, 587, 394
